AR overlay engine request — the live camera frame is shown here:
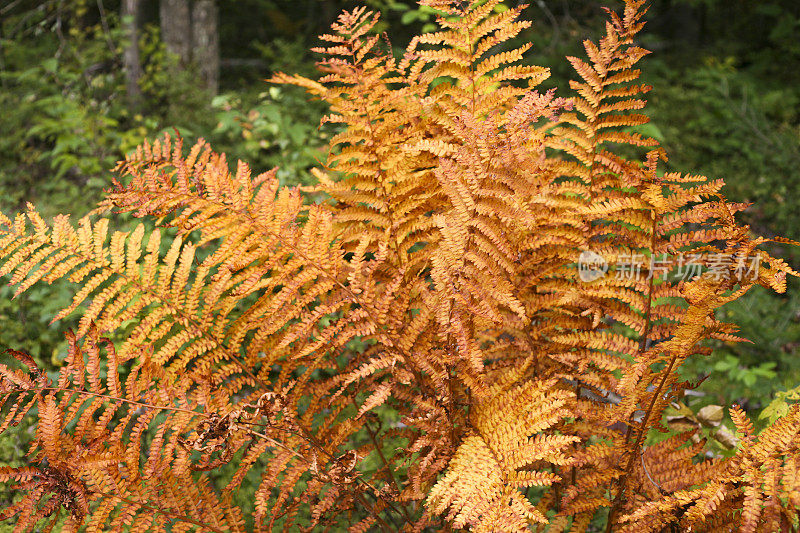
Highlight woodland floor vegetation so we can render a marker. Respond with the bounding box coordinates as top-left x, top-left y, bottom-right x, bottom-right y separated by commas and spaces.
1, 0, 800, 531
